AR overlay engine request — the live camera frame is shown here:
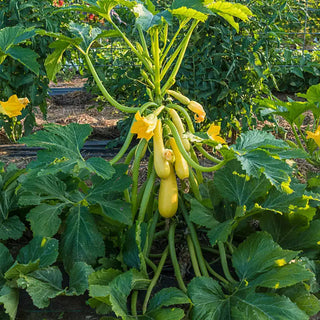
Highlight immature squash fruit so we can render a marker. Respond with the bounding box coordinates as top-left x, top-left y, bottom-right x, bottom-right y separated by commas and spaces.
158, 163, 178, 218
169, 137, 189, 180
